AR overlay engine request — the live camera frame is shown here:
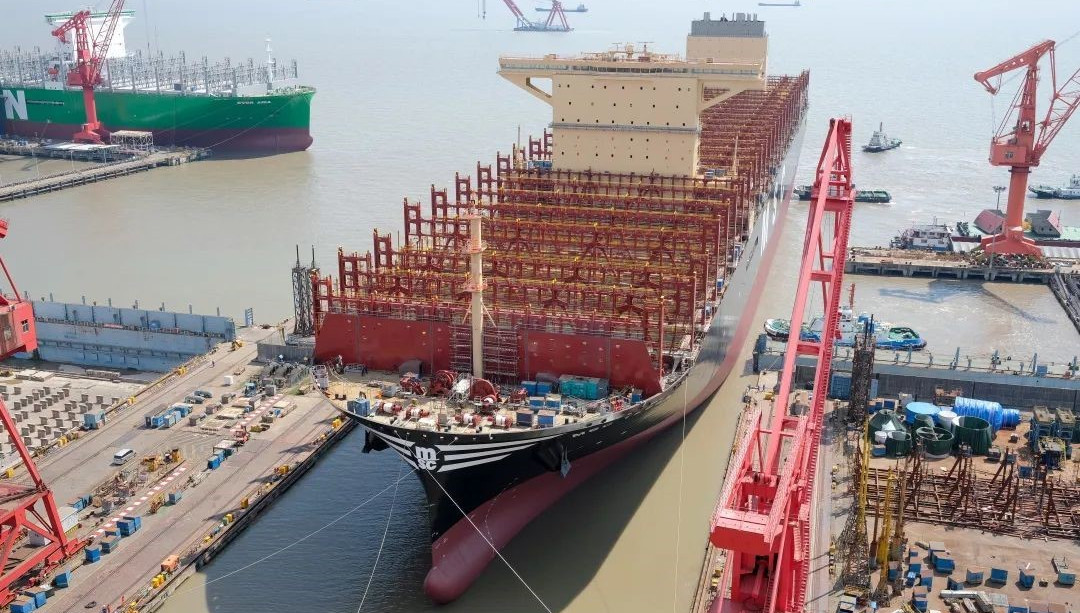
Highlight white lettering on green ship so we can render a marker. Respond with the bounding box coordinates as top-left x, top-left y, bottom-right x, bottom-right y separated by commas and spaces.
2, 90, 27, 121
